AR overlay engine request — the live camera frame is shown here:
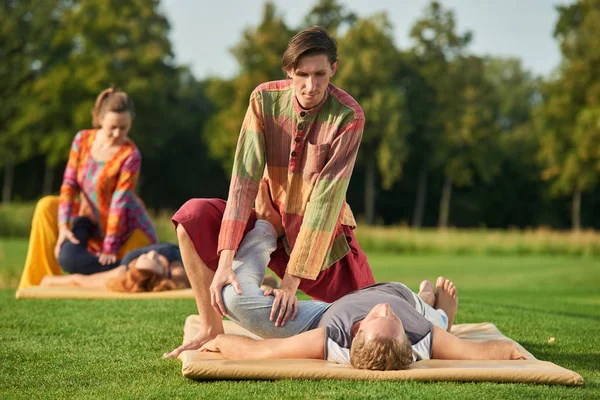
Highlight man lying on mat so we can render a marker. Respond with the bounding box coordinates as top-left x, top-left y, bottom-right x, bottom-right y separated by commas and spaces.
165, 198, 528, 370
